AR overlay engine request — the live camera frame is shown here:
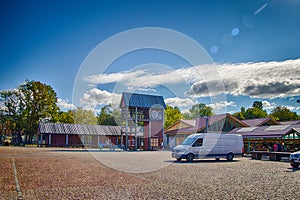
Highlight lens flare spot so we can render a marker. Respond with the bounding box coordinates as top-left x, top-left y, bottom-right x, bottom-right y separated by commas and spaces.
242, 14, 255, 28
231, 27, 240, 36
210, 45, 219, 54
